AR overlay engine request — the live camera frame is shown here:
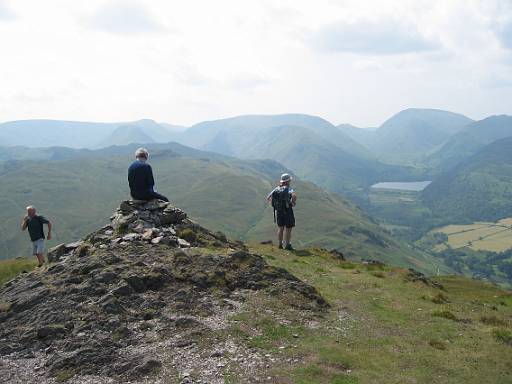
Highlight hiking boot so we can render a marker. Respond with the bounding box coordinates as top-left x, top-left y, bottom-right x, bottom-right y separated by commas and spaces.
285, 244, 294, 251
278, 243, 283, 249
